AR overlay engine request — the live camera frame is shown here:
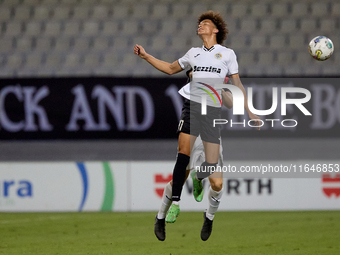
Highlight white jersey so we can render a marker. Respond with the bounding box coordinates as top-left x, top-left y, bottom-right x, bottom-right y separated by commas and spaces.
178, 82, 191, 100
178, 77, 230, 100
178, 44, 238, 107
